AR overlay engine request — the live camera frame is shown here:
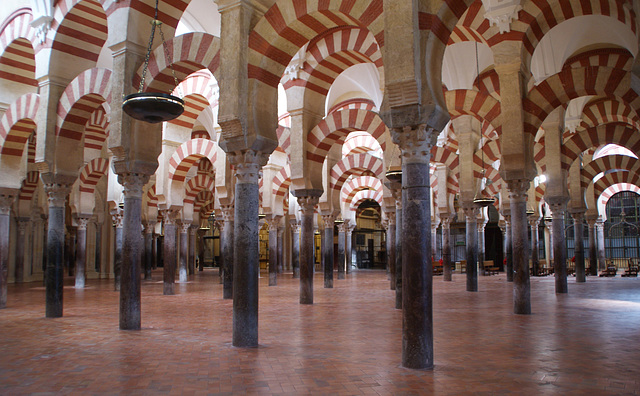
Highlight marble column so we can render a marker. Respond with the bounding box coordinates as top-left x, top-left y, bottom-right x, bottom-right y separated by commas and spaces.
230, 151, 268, 348
112, 210, 123, 291
596, 219, 606, 271
393, 125, 436, 370
290, 219, 300, 279
529, 218, 539, 276
478, 220, 486, 274
144, 223, 154, 280
394, 196, 402, 309
189, 226, 197, 276
118, 173, 149, 330
572, 211, 586, 283
587, 217, 598, 276
386, 213, 396, 288
432, 222, 439, 262
43, 183, 71, 317
504, 214, 513, 282
295, 192, 321, 304
95, 222, 102, 273
75, 217, 90, 288
15, 218, 29, 283
267, 216, 280, 286
152, 233, 158, 270
220, 205, 234, 299
463, 207, 478, 292
442, 216, 452, 282
197, 228, 205, 272
322, 213, 335, 289
346, 224, 354, 274
545, 219, 553, 264
337, 221, 347, 280
162, 209, 177, 295
507, 180, 531, 314
549, 199, 568, 294
277, 226, 284, 274
179, 222, 189, 282
0, 193, 16, 309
